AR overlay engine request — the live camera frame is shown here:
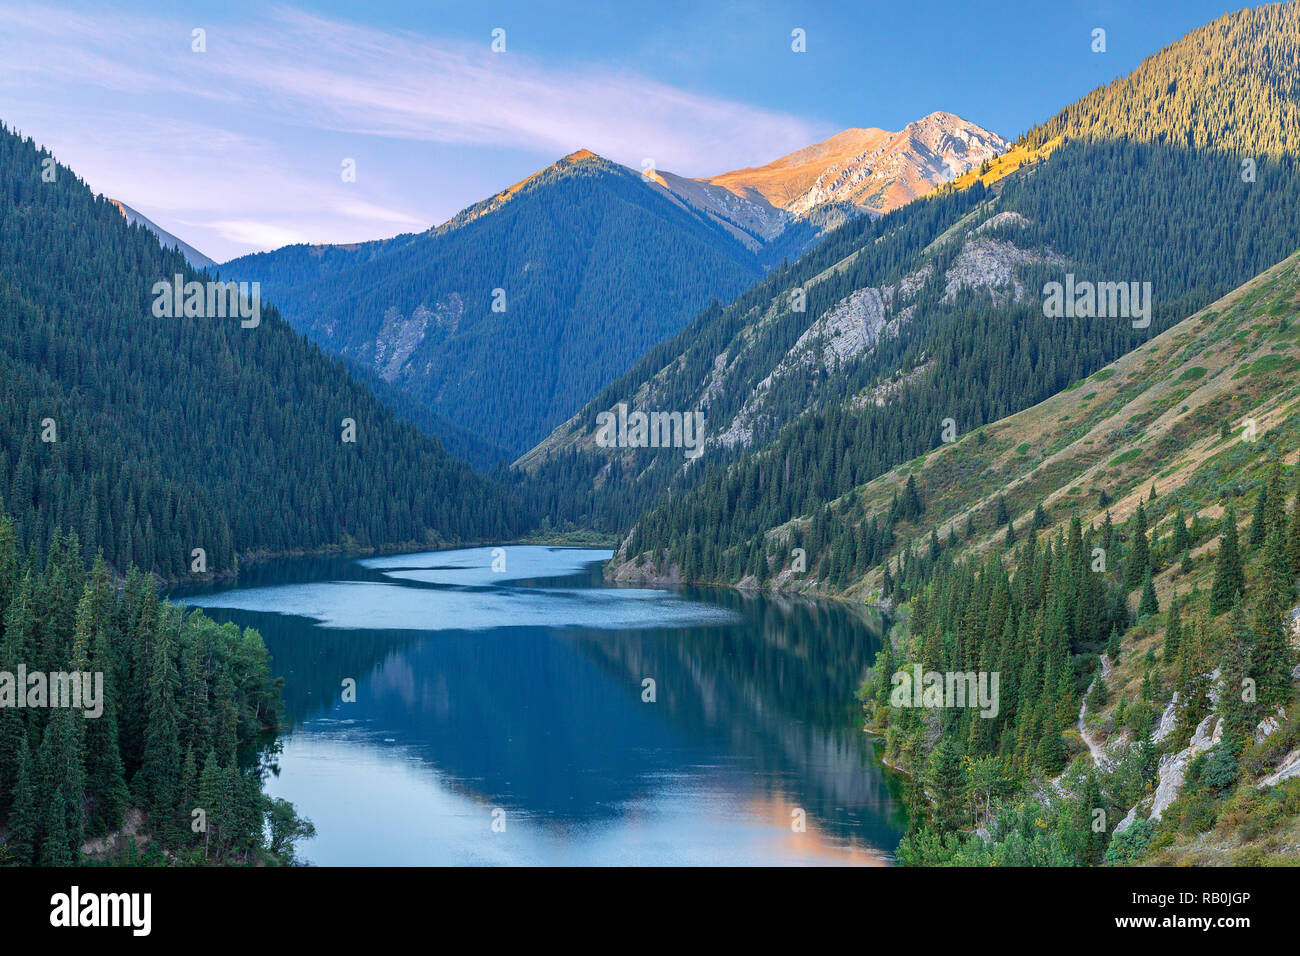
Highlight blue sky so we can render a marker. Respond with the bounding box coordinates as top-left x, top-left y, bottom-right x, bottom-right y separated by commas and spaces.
0, 0, 1263, 261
